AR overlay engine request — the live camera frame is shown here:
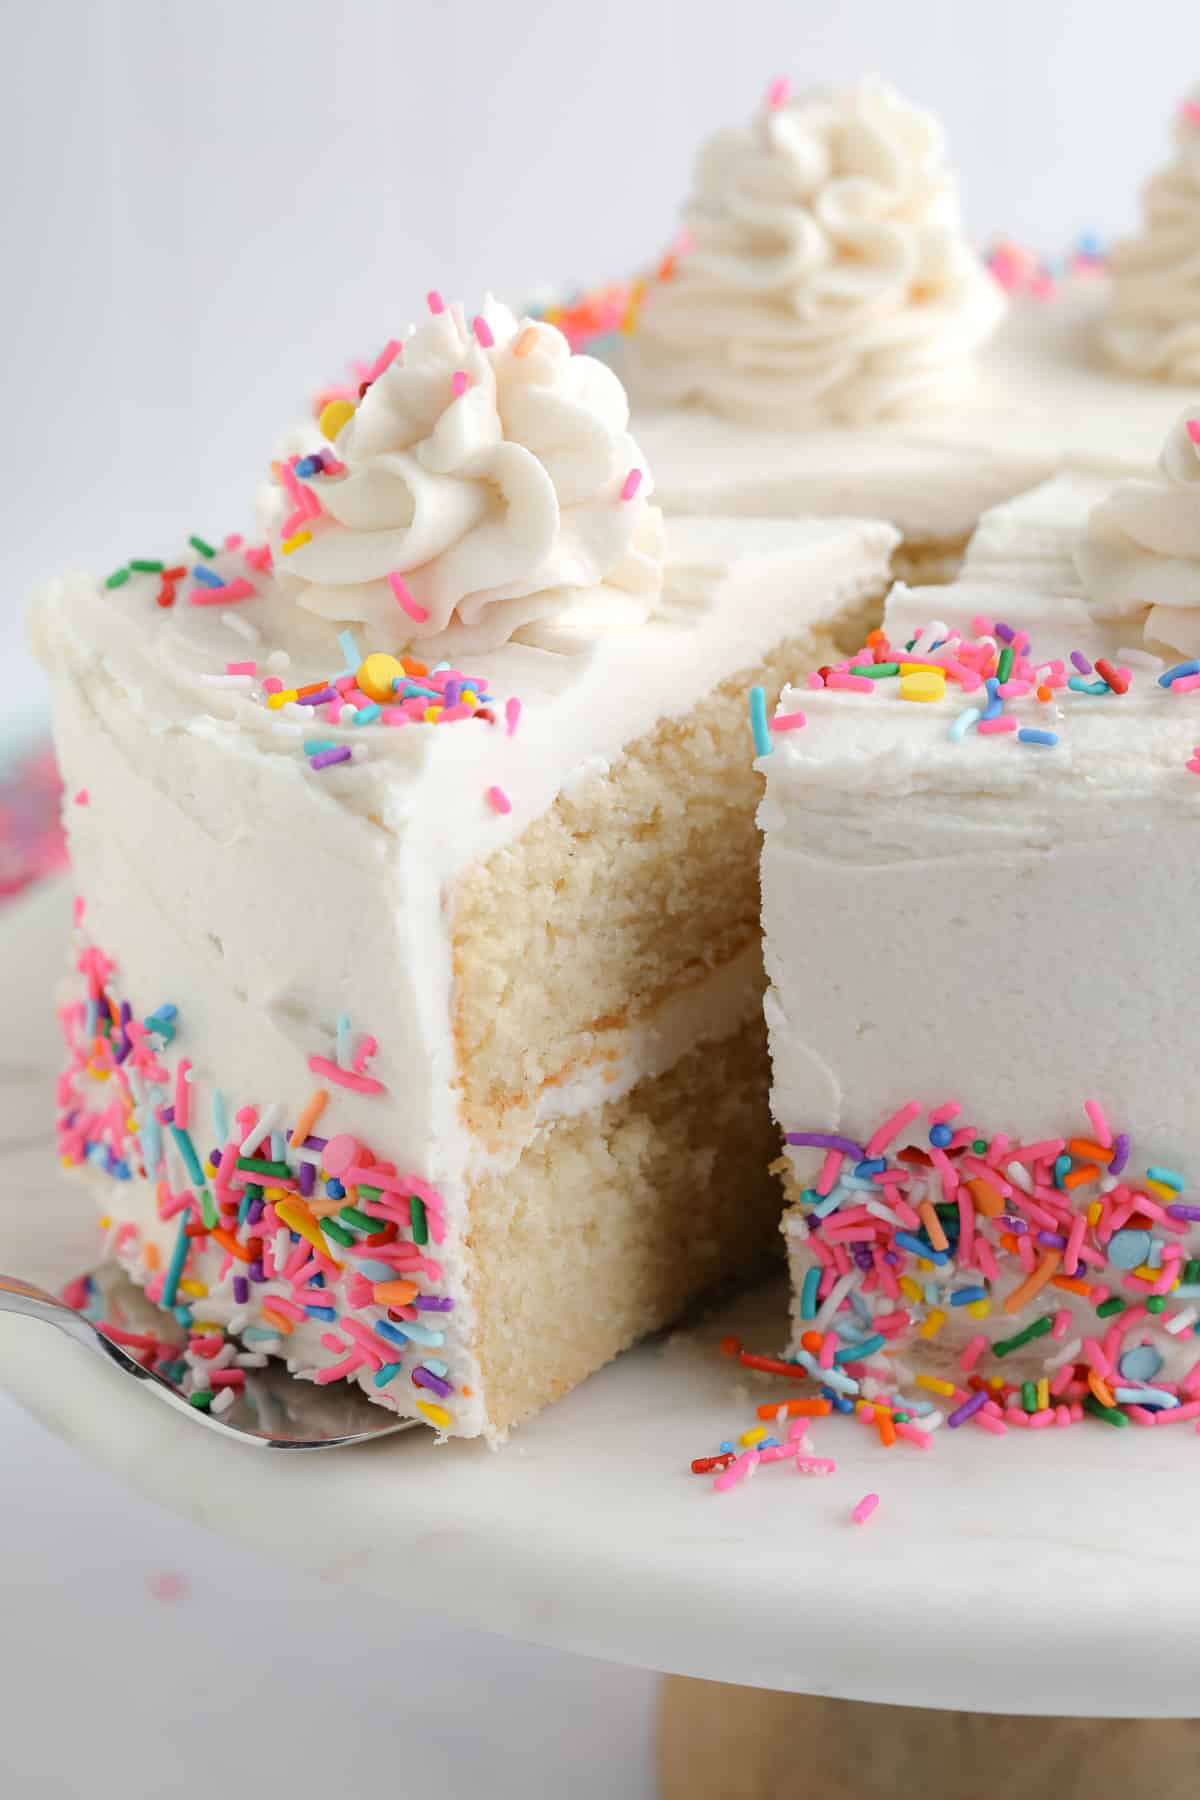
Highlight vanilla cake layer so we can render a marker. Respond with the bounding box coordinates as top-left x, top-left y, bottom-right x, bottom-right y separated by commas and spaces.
630, 286, 1190, 585
36, 512, 895, 1438
757, 547, 1200, 1423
